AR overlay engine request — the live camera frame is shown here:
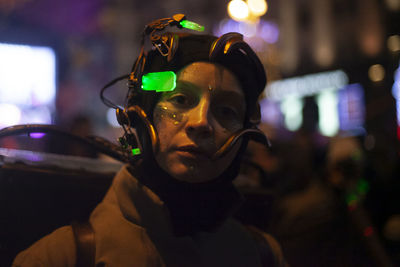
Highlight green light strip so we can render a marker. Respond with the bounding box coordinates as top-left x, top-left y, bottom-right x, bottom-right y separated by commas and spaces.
180, 20, 205, 32
132, 148, 141, 155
